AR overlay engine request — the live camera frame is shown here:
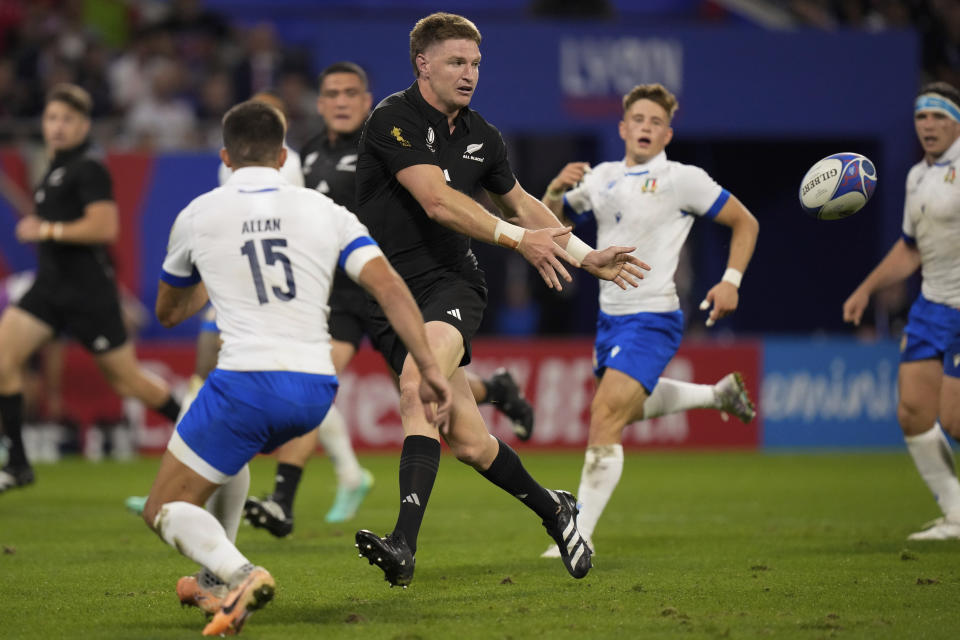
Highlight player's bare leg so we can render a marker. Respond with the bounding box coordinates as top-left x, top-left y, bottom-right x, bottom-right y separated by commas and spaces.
95, 342, 181, 422
0, 307, 53, 491
900, 359, 960, 539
